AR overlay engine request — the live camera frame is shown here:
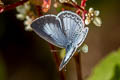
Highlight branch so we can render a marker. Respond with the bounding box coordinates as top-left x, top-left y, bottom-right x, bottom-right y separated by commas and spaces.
0, 0, 28, 13
70, 1, 87, 22
81, 0, 87, 7
74, 54, 82, 80
81, 0, 87, 22
49, 44, 65, 80
70, 1, 85, 12
35, 4, 65, 79
74, 1, 88, 80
